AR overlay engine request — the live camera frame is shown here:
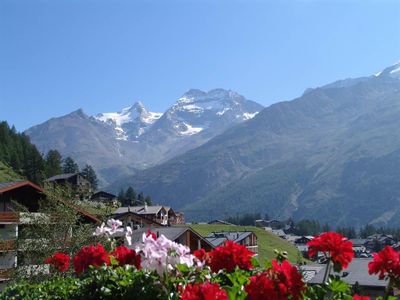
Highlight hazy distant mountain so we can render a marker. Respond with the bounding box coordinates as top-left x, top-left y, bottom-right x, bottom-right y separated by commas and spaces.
25, 89, 263, 186
109, 62, 400, 227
